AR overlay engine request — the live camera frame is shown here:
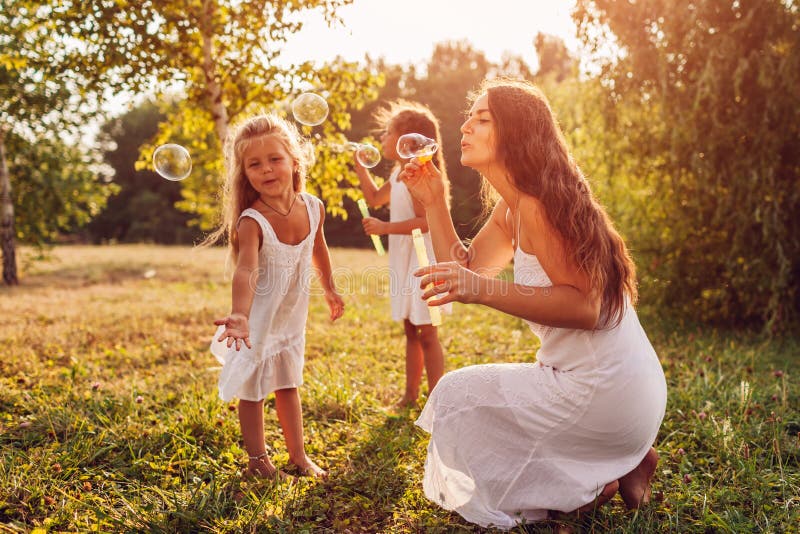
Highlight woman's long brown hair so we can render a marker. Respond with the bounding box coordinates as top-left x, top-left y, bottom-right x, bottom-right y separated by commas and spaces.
479, 78, 637, 327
